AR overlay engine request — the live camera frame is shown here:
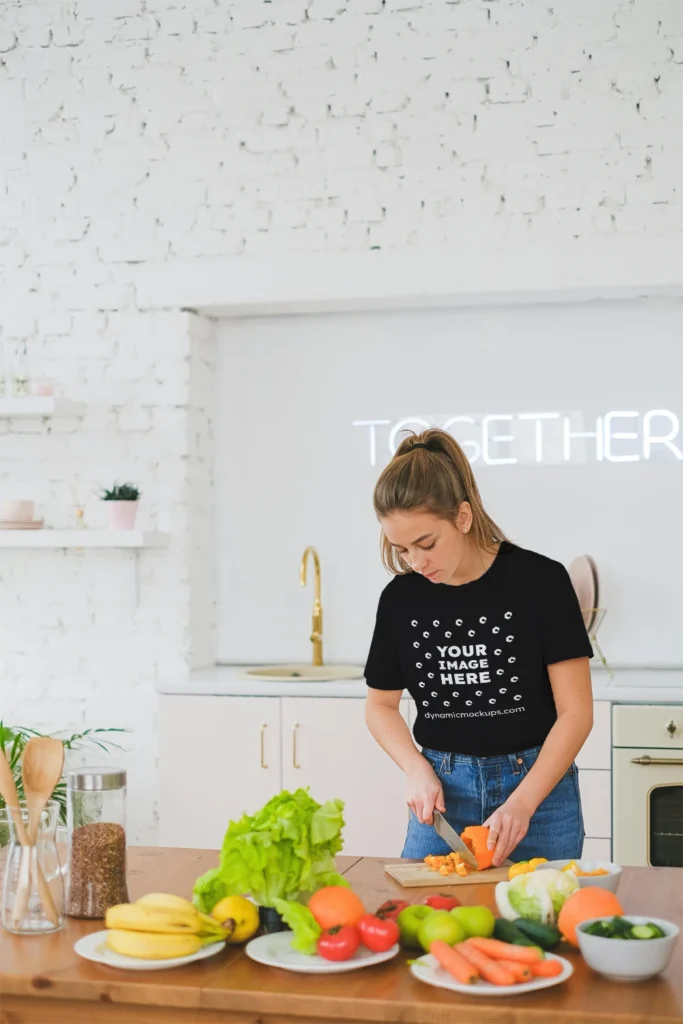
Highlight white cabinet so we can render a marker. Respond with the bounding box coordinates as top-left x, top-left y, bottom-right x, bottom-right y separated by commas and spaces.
578, 768, 611, 839
582, 837, 612, 861
159, 696, 281, 849
158, 694, 412, 857
157, 693, 618, 858
281, 697, 411, 858
577, 701, 610, 770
